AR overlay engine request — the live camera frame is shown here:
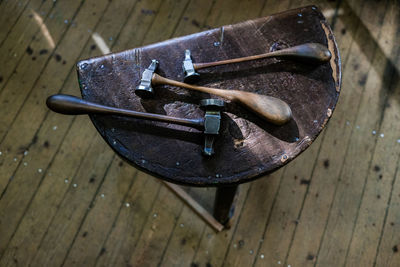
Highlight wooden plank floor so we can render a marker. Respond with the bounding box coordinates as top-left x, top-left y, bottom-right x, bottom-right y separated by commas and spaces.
0, 0, 399, 266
